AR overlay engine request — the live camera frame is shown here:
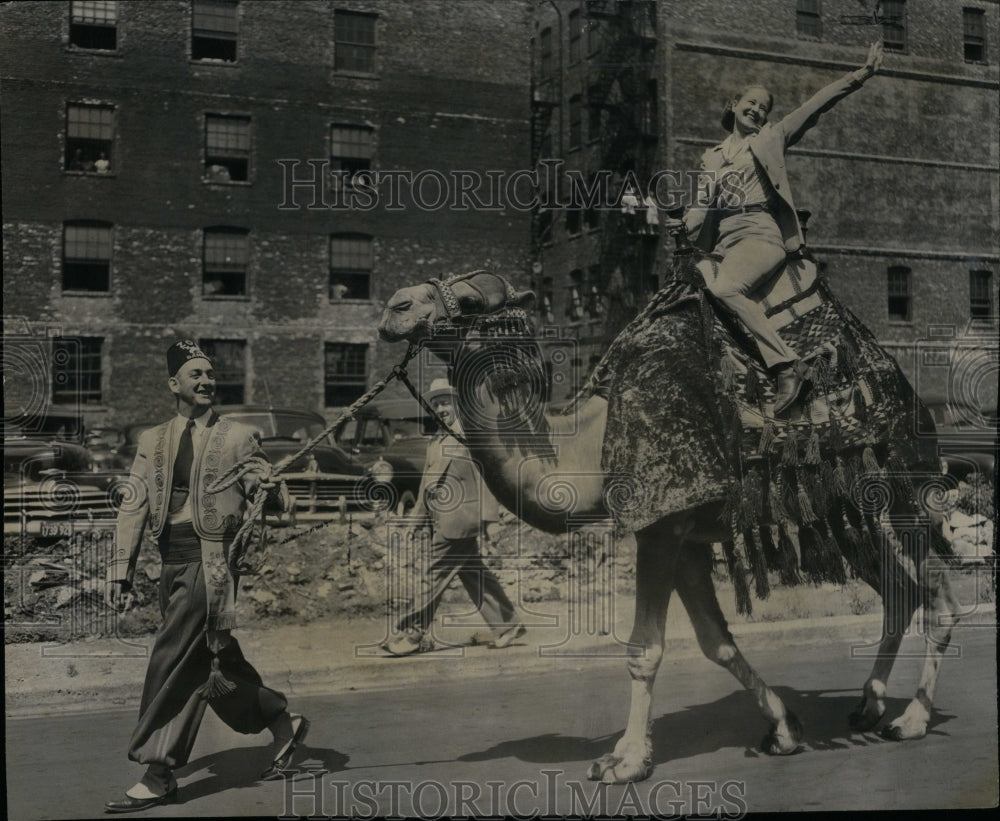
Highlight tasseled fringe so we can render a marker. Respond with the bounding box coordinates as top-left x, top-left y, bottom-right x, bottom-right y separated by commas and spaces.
803, 469, 829, 518
804, 427, 822, 465
759, 524, 780, 570
744, 364, 764, 407
782, 478, 800, 524
759, 420, 776, 455
833, 457, 851, 498
862, 445, 881, 474
827, 416, 845, 453
840, 337, 859, 379
723, 539, 753, 616
741, 469, 764, 530
745, 528, 771, 599
810, 354, 834, 391
720, 353, 738, 393
886, 449, 915, 504
799, 524, 846, 584
196, 655, 237, 700
768, 478, 789, 523
797, 481, 817, 524
820, 460, 837, 499
777, 525, 802, 585
781, 426, 800, 466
